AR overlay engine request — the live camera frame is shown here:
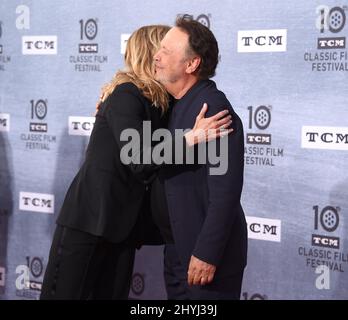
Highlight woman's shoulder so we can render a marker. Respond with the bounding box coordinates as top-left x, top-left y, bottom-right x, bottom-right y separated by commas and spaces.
102, 82, 144, 107
102, 82, 147, 115
112, 82, 143, 98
